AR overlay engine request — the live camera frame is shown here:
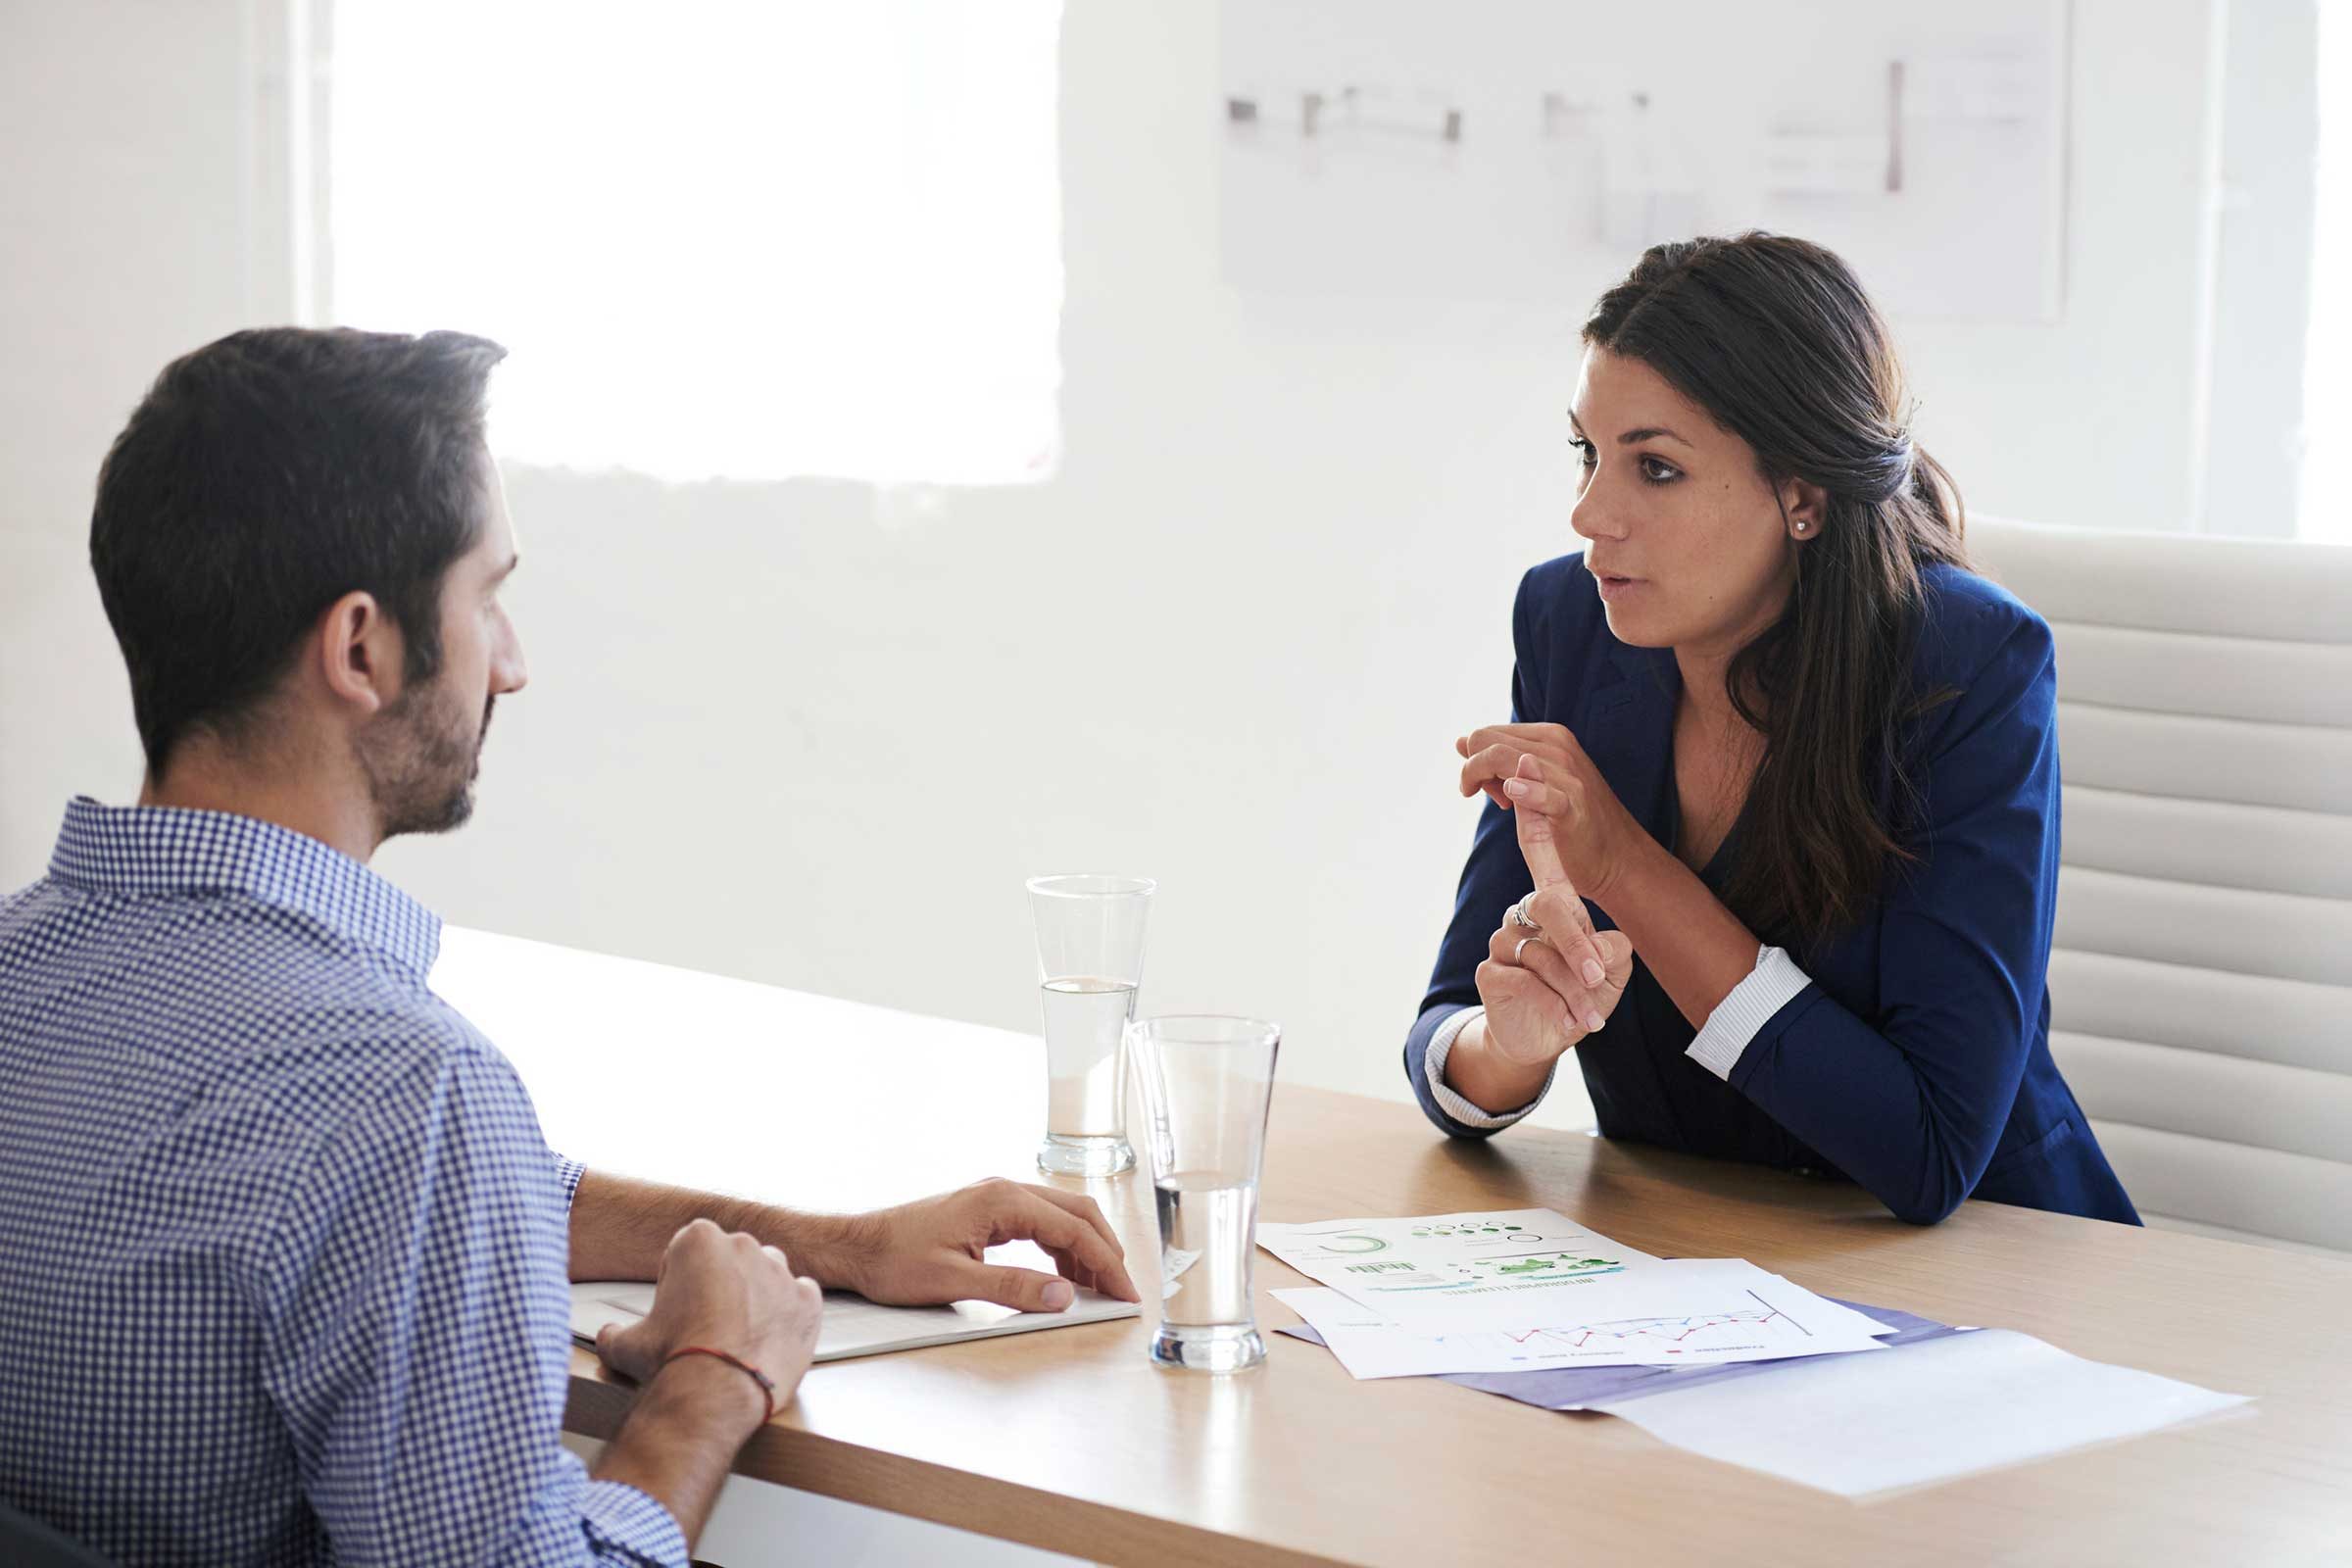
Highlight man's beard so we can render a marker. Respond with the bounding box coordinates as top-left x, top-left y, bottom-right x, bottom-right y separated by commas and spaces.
357, 678, 494, 840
